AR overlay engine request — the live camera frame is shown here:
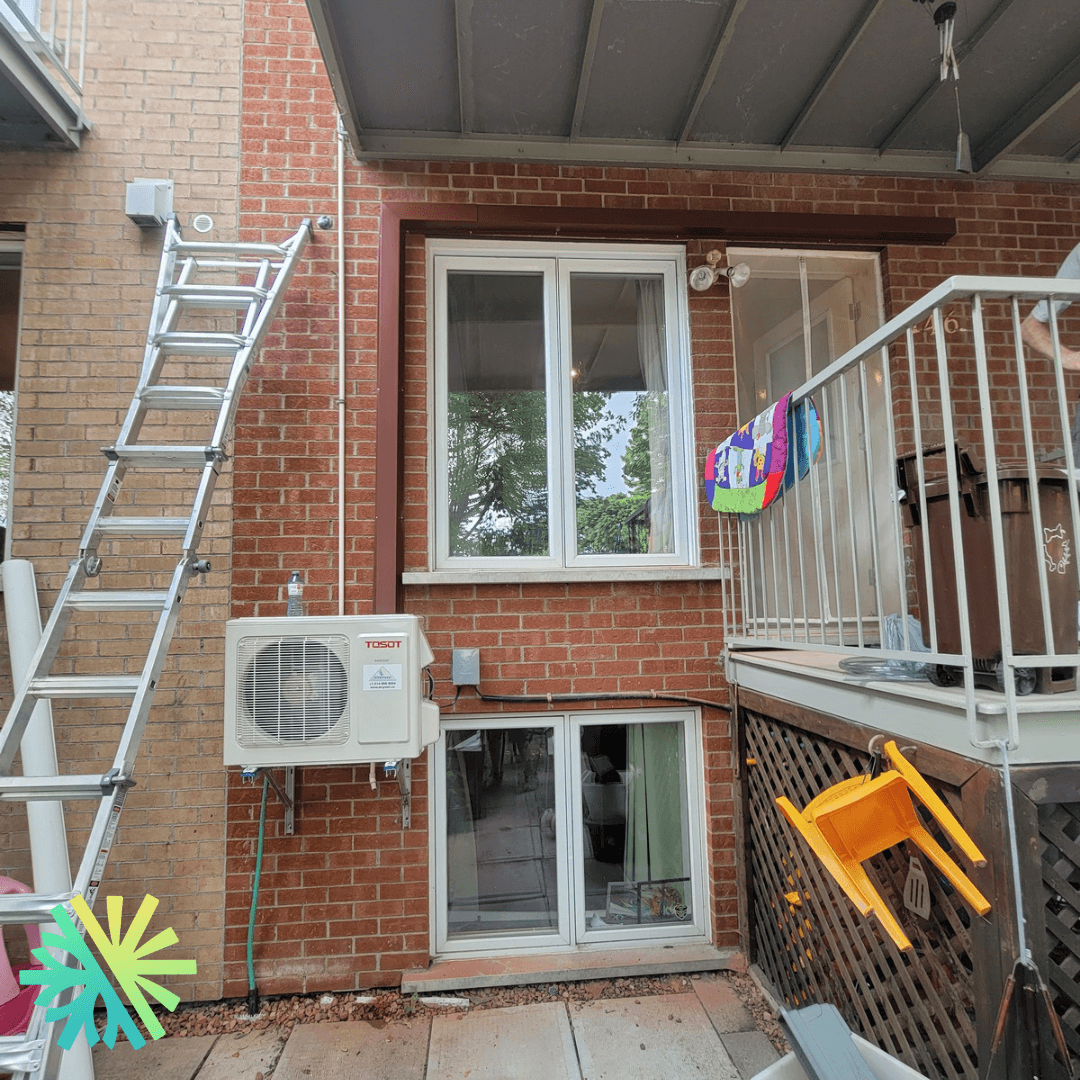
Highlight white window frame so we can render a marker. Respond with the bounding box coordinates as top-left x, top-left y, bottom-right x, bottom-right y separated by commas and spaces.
426, 239, 699, 576
0, 239, 24, 562
429, 708, 710, 959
